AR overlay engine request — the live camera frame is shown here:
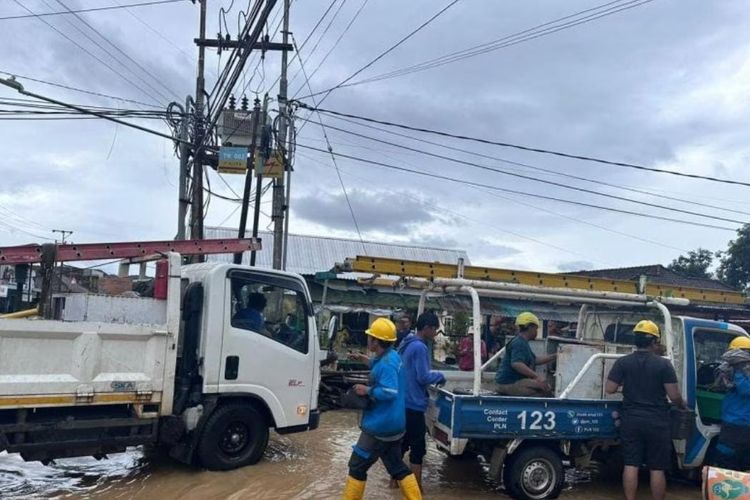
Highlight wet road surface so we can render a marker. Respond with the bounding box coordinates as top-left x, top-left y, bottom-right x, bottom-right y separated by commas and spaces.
0, 411, 702, 499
